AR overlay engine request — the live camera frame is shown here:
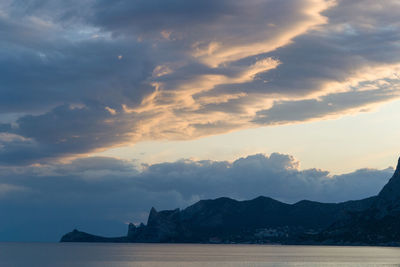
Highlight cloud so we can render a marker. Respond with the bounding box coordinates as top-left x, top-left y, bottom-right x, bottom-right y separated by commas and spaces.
0, 0, 400, 164
90, 0, 332, 65
135, 153, 391, 203
253, 82, 400, 124
0, 104, 138, 165
0, 184, 28, 198
0, 153, 394, 241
